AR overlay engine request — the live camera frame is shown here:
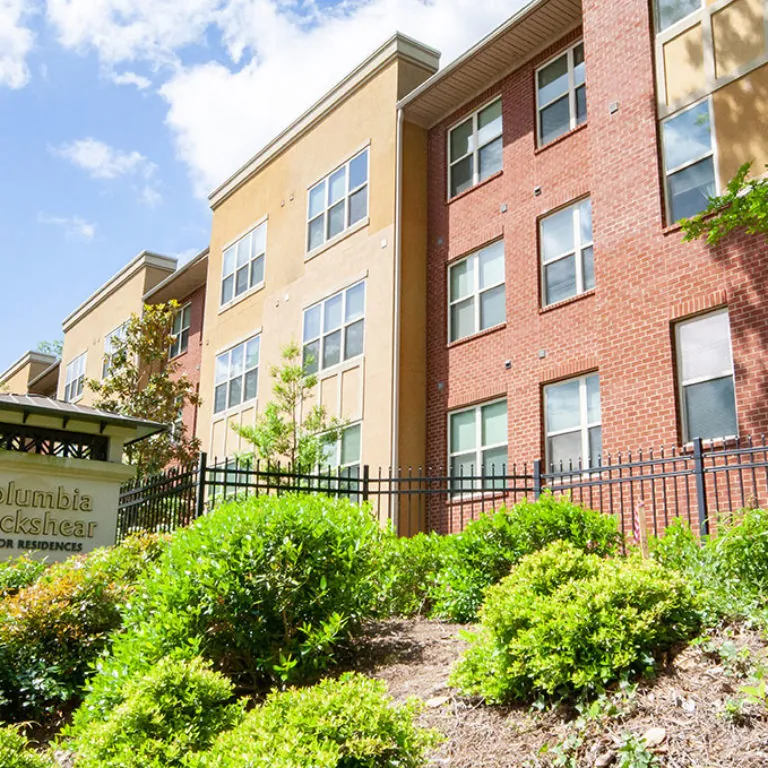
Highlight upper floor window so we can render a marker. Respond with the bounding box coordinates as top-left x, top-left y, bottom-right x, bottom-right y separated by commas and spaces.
214, 335, 260, 415
656, 0, 700, 31
302, 281, 365, 374
544, 373, 602, 469
448, 240, 505, 342
537, 41, 586, 146
676, 309, 737, 442
221, 221, 266, 307
448, 98, 502, 198
662, 98, 716, 222
102, 322, 128, 379
307, 148, 369, 253
540, 198, 594, 307
169, 304, 191, 359
64, 352, 87, 403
